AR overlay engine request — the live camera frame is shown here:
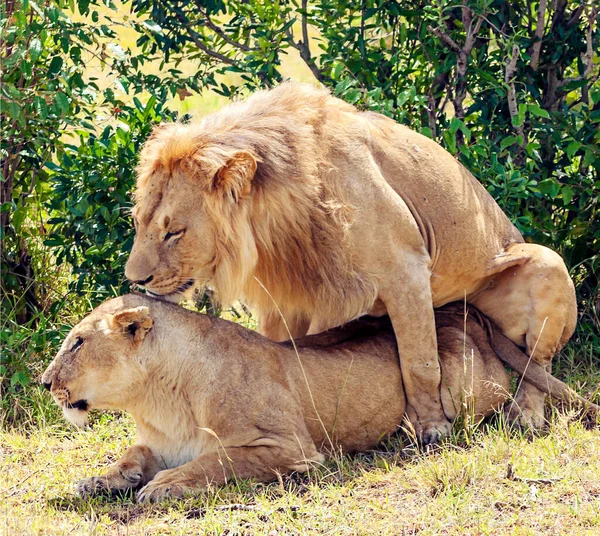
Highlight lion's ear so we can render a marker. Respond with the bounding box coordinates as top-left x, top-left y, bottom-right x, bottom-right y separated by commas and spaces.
214, 151, 257, 202
109, 306, 153, 344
